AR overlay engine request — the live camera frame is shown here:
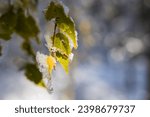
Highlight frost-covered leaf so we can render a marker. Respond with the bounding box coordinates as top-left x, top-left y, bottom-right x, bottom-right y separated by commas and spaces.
43, 0, 78, 75
0, 6, 17, 40
15, 9, 39, 40
56, 51, 69, 74
52, 32, 71, 55
46, 55, 56, 74
24, 63, 45, 87
56, 16, 78, 49
44, 0, 67, 21
44, 1, 78, 49
36, 52, 56, 79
